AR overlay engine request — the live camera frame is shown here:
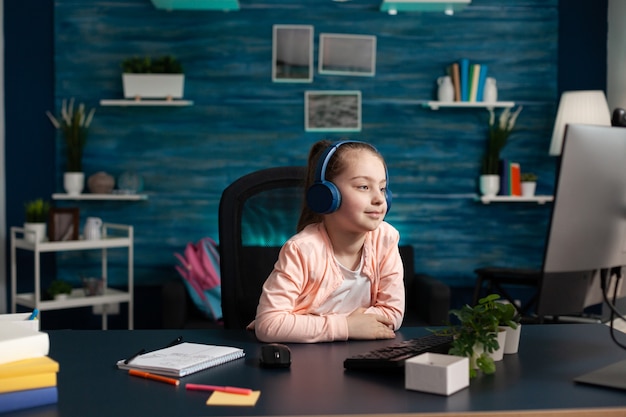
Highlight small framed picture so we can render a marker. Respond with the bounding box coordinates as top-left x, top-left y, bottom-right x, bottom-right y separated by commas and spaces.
48, 208, 79, 241
305, 91, 362, 132
319, 34, 376, 76
272, 24, 314, 83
